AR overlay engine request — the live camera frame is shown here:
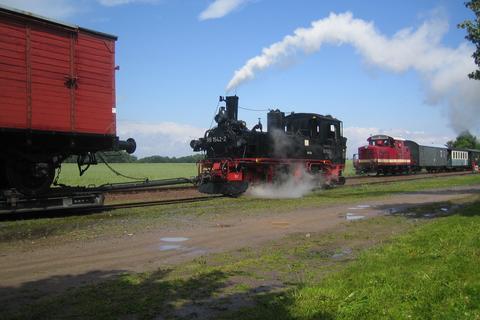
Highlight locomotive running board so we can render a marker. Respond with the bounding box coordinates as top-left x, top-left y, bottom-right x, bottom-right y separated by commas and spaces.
0, 191, 104, 214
